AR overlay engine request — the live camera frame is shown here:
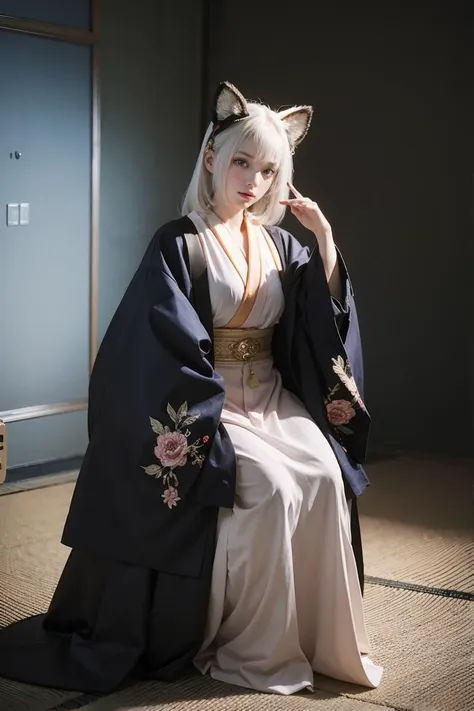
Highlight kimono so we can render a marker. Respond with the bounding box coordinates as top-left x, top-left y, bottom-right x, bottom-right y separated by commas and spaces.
0, 212, 382, 694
